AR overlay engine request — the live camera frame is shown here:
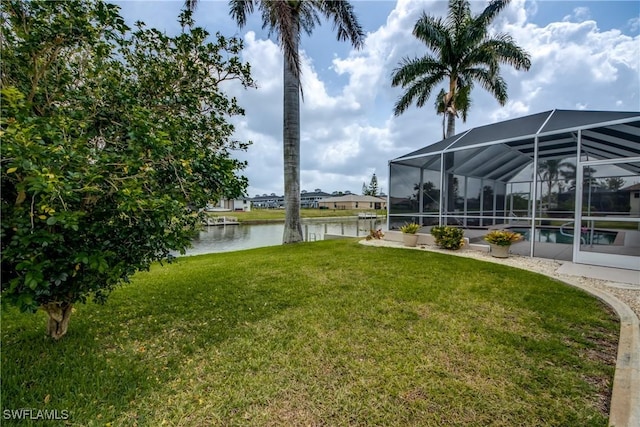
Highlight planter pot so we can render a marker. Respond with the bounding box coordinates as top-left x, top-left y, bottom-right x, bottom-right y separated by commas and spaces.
489, 243, 510, 258
402, 233, 419, 247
